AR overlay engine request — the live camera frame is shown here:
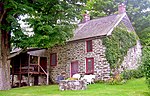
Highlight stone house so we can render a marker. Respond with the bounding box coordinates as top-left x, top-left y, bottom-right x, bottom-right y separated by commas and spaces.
48, 4, 142, 83
10, 4, 142, 86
